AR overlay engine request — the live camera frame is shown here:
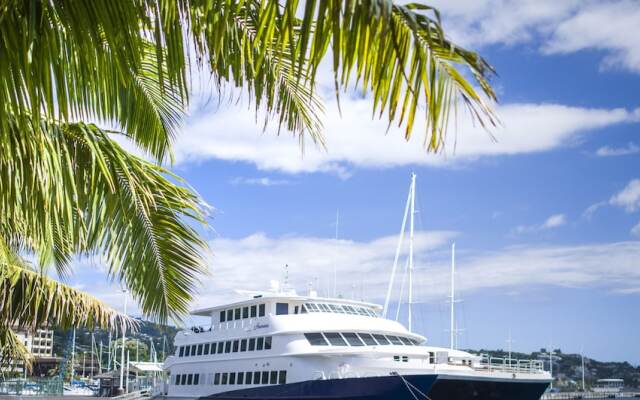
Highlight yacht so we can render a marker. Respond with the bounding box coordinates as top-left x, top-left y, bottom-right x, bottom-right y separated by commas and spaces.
162, 173, 551, 399
162, 287, 550, 400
